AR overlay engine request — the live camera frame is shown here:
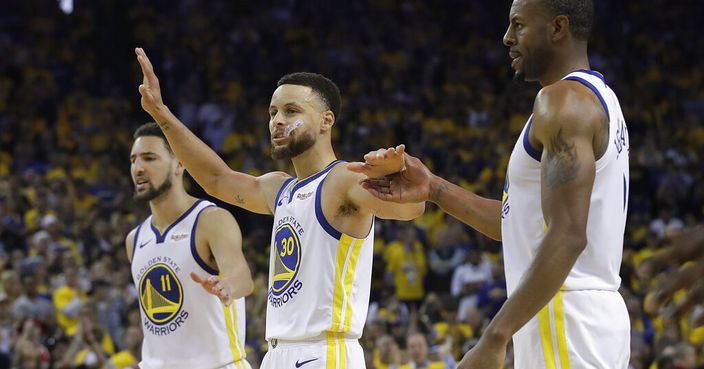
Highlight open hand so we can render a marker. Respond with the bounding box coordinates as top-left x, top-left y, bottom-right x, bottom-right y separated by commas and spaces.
191, 272, 235, 306
347, 144, 406, 179
135, 47, 168, 123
